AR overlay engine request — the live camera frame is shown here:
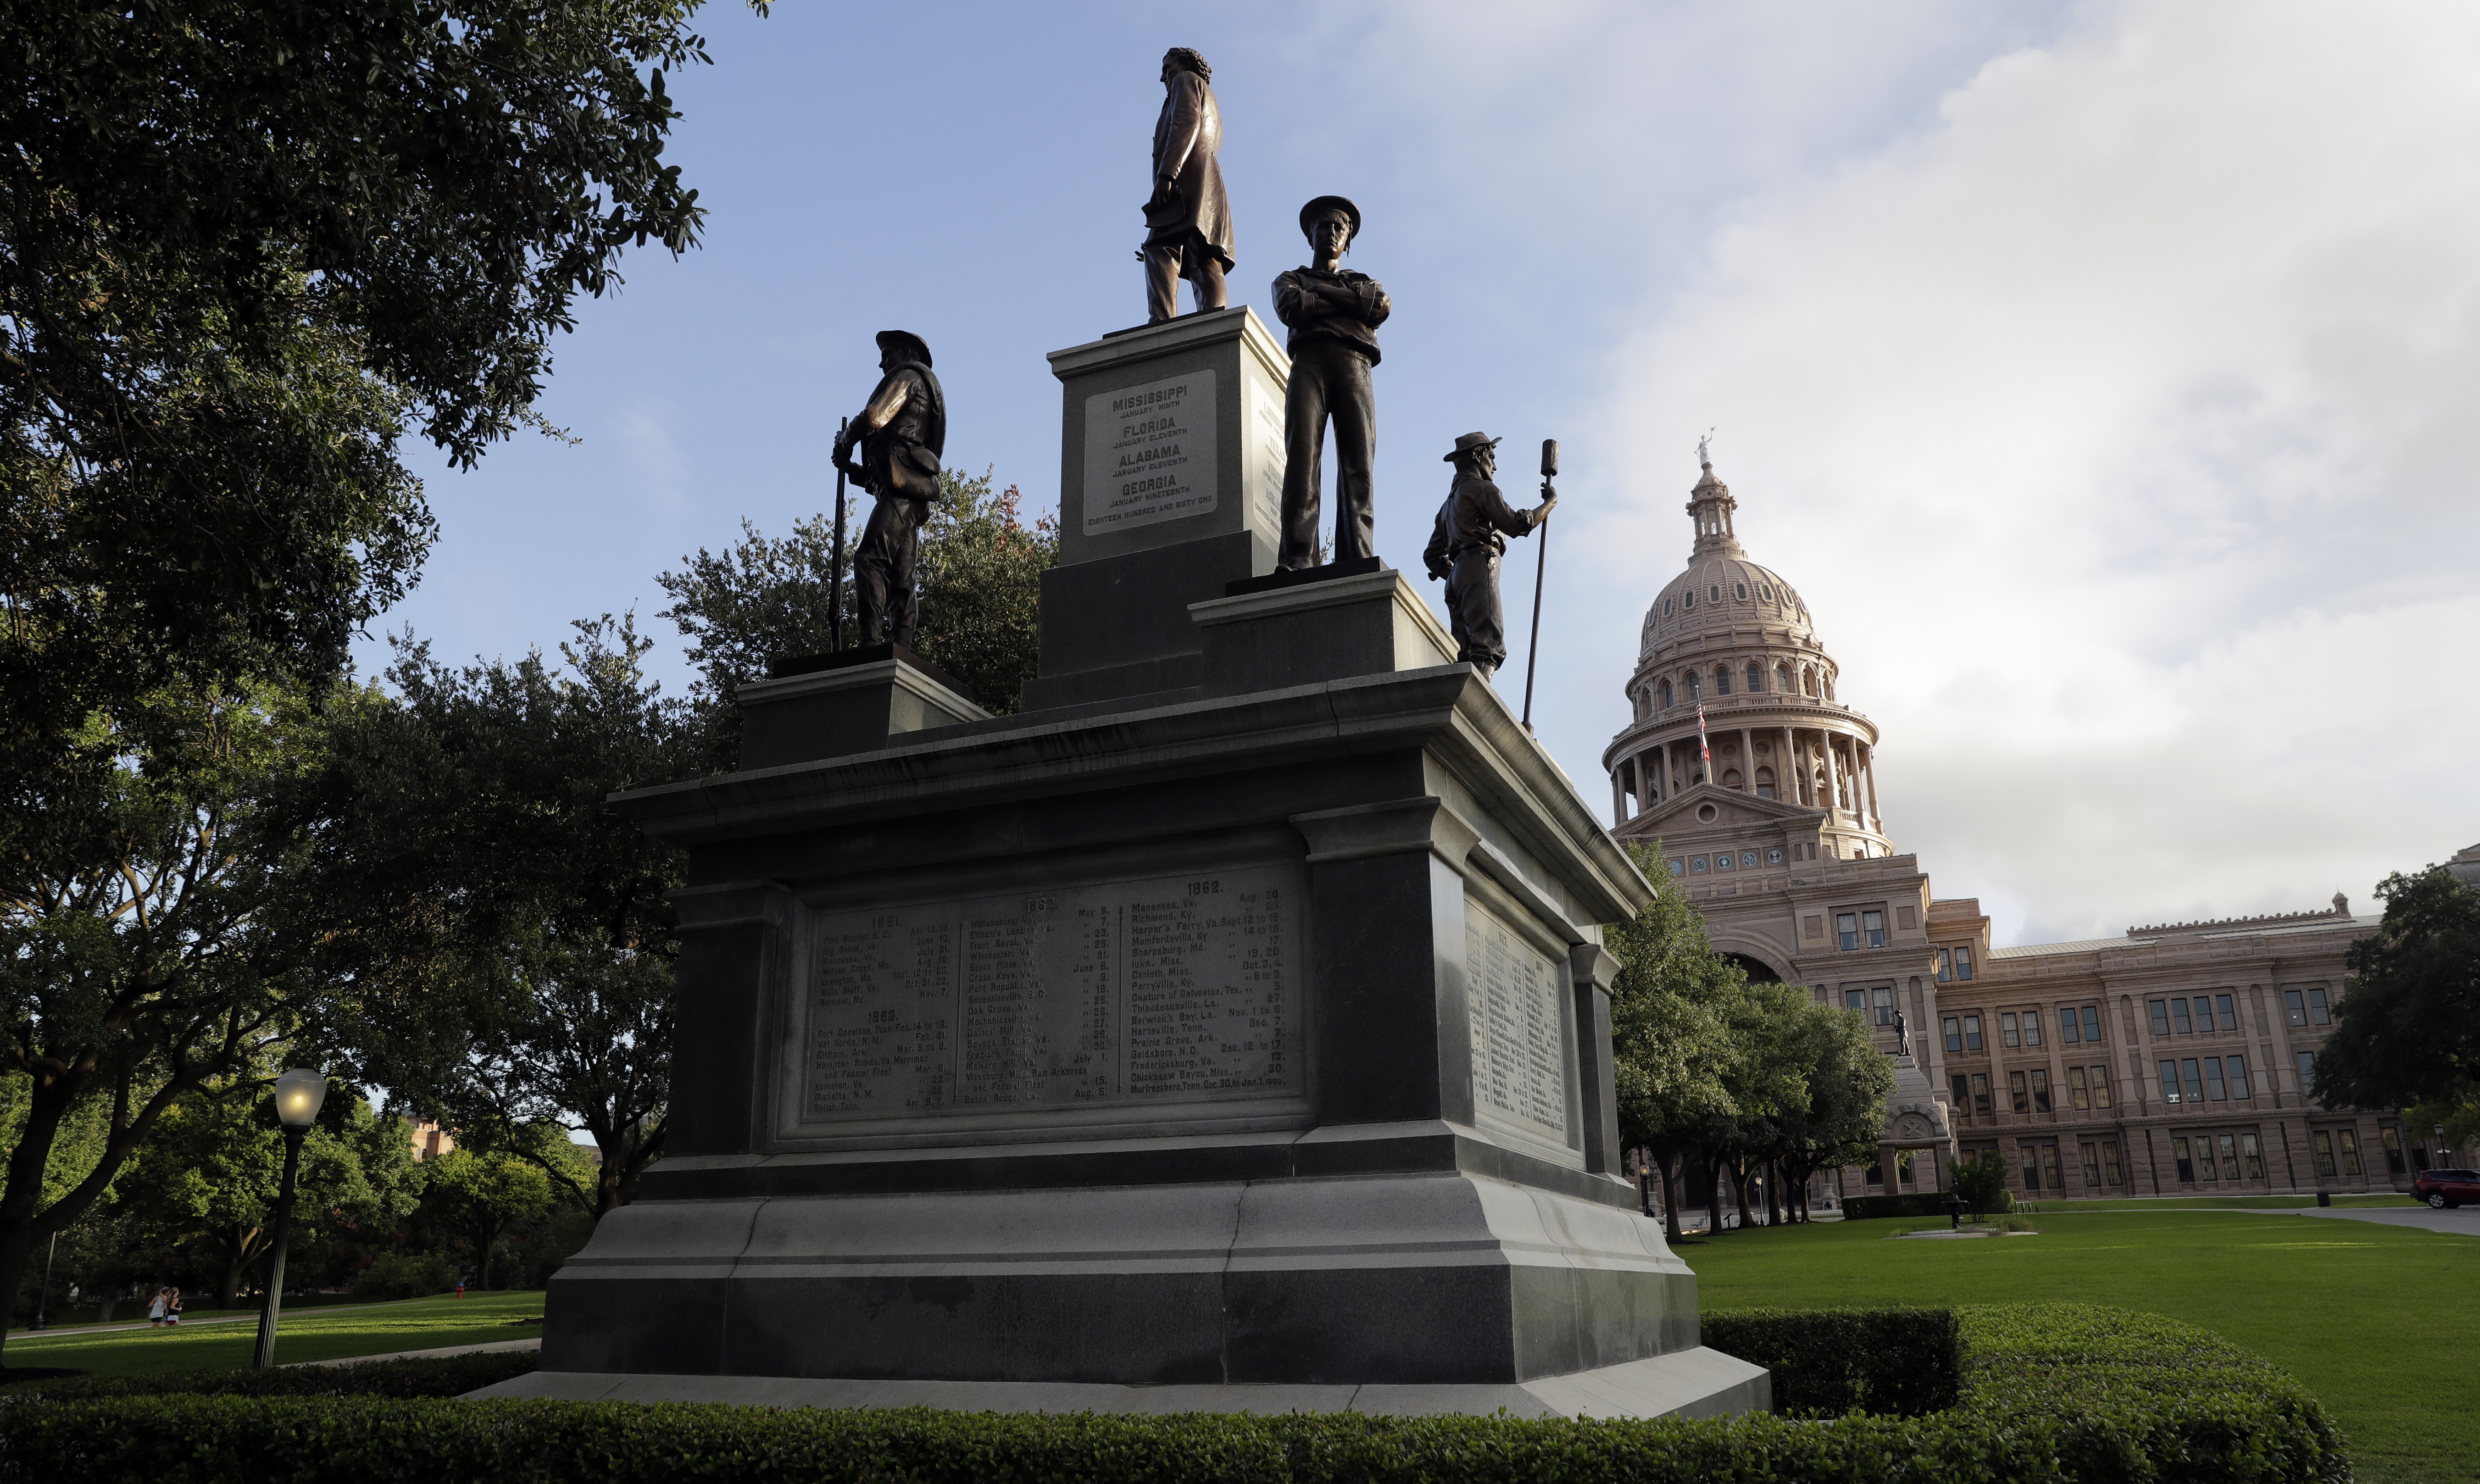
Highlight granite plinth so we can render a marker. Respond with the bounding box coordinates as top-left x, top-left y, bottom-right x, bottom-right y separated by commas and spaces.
542, 1169, 1696, 1386
475, 1346, 1770, 1420
737, 651, 990, 770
